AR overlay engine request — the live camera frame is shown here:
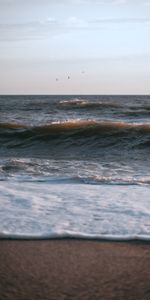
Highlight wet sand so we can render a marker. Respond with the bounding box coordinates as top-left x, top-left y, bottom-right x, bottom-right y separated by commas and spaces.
0, 239, 150, 300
